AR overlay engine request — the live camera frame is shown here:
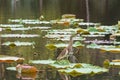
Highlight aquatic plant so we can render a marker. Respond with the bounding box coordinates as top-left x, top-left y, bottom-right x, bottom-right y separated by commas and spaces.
16, 64, 38, 73
45, 44, 57, 50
